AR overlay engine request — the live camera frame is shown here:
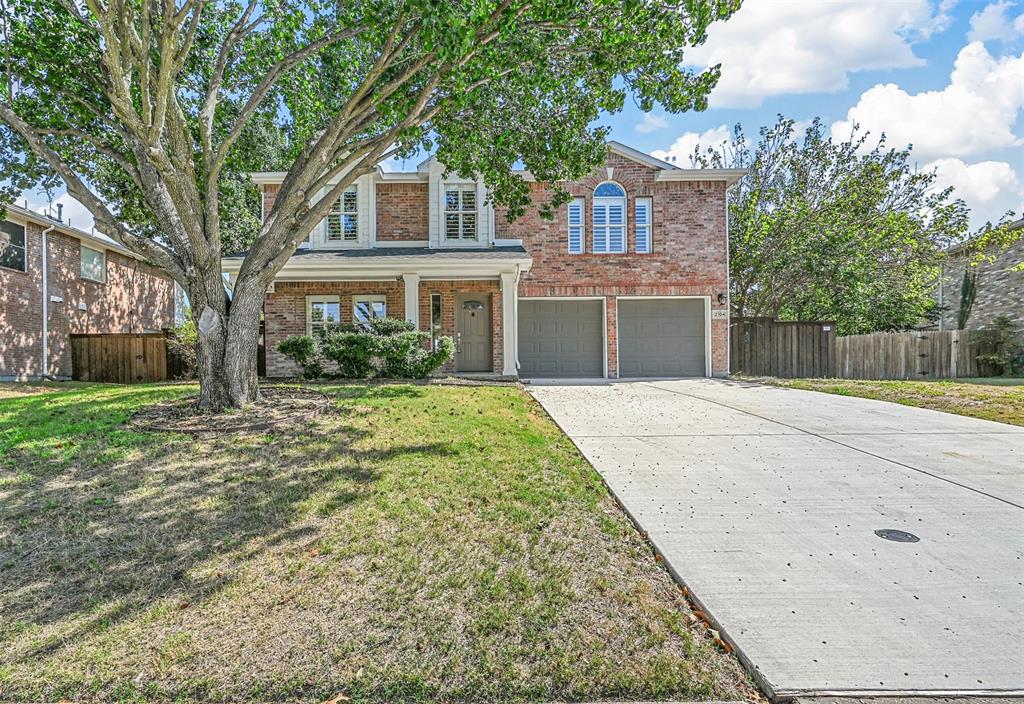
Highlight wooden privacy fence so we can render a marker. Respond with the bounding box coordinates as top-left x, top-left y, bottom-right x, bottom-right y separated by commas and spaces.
730, 318, 837, 378
836, 329, 992, 380
70, 333, 168, 384
730, 319, 998, 380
